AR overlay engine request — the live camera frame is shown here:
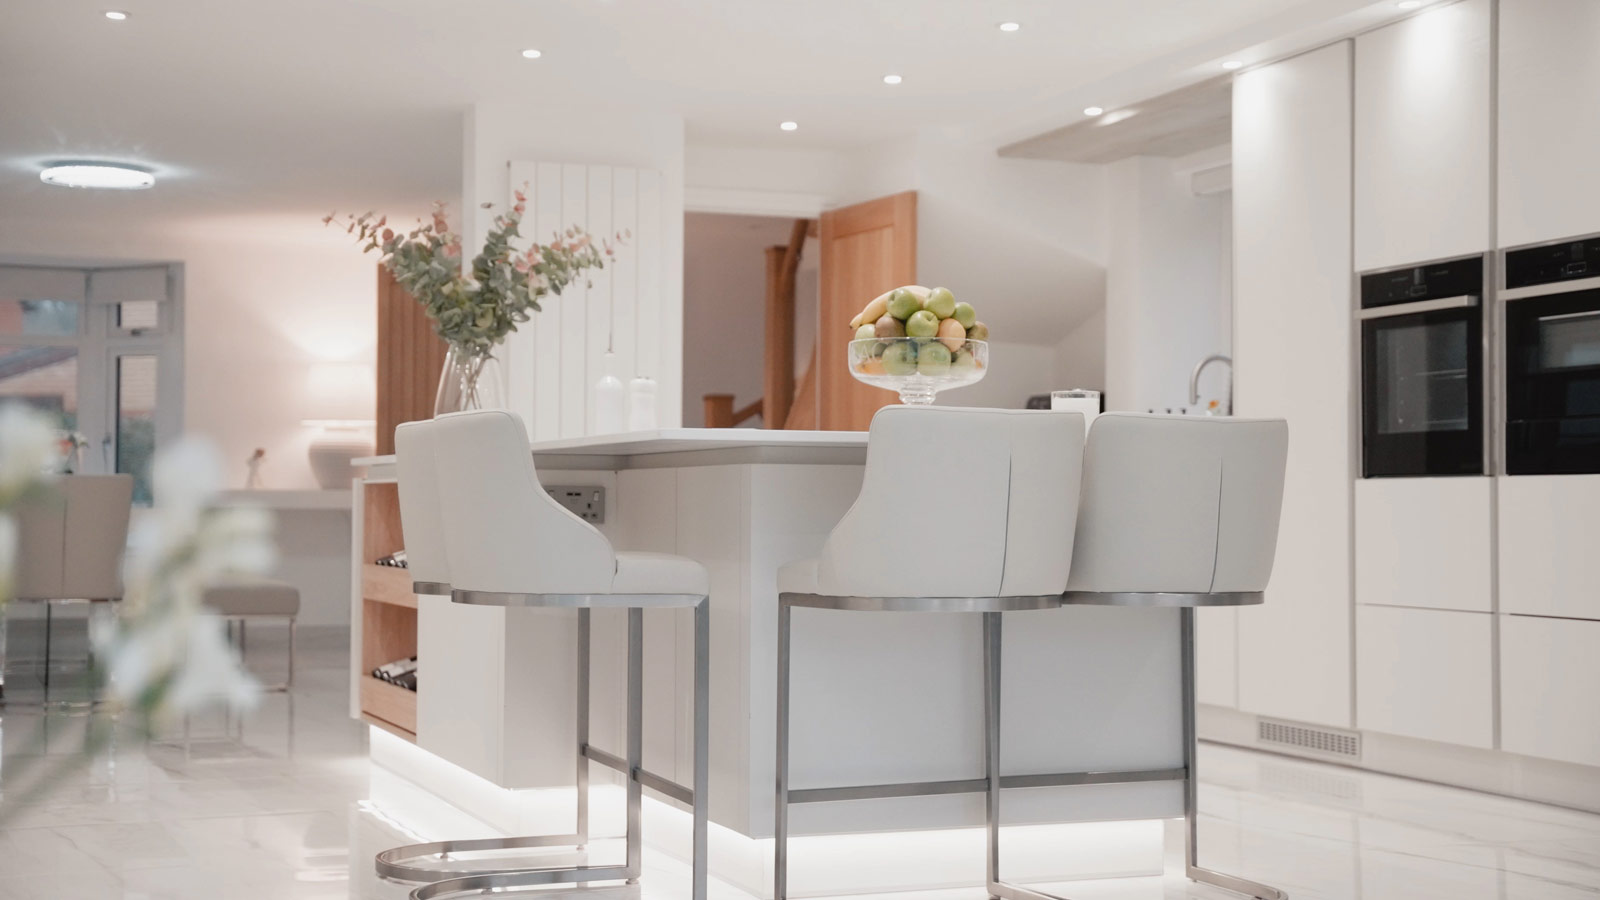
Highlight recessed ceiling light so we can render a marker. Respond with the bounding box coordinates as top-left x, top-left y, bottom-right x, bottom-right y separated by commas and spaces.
1083, 106, 1104, 117
521, 48, 542, 59
998, 21, 1021, 32
883, 74, 902, 85
779, 121, 798, 132
1222, 60, 1244, 70
40, 162, 155, 190
104, 10, 128, 19
1396, 0, 1422, 8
